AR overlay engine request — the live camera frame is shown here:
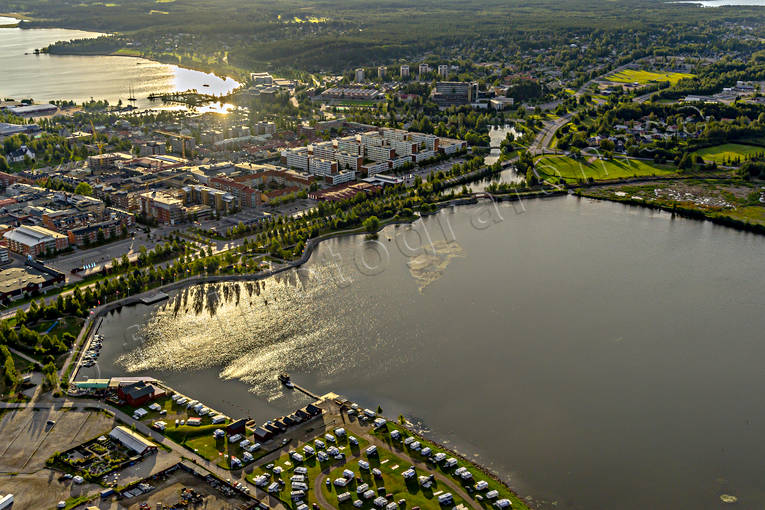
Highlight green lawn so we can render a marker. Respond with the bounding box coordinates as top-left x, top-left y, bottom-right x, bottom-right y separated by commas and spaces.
606, 69, 694, 85
693, 144, 765, 165
534, 155, 677, 183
